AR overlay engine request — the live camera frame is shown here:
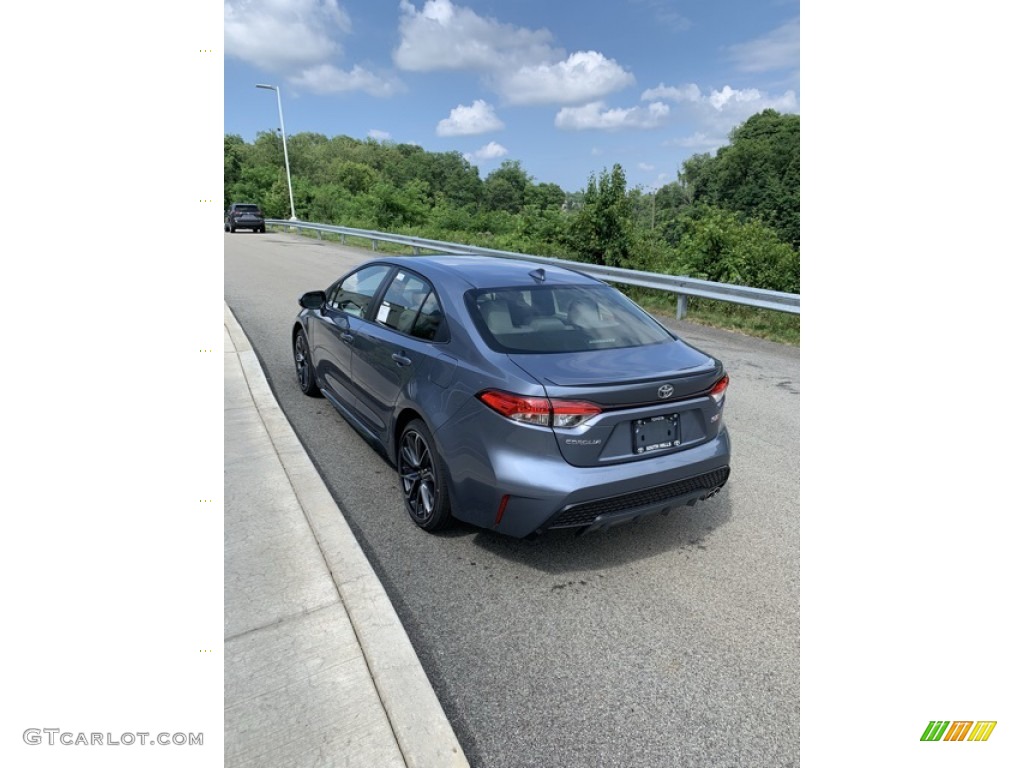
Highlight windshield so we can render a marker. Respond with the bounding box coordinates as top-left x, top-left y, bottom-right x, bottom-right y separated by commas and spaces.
467, 284, 674, 354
